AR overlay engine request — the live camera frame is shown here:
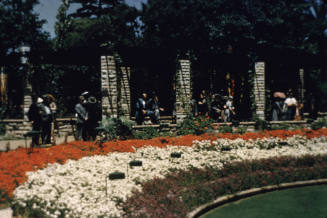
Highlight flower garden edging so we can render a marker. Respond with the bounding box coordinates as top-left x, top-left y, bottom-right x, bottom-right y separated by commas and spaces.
187, 178, 327, 218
